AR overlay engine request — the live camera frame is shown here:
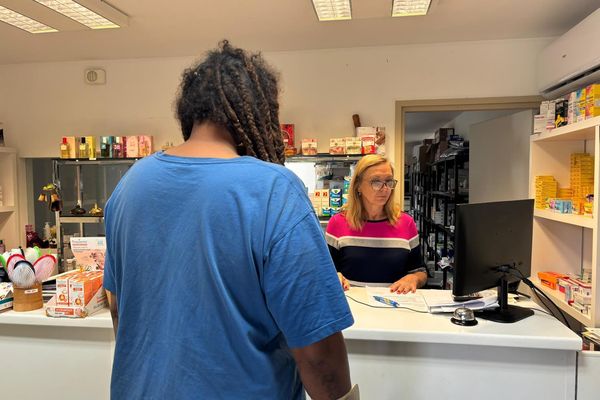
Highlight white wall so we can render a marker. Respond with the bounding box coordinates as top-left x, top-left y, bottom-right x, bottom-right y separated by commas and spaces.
469, 110, 534, 203
443, 110, 520, 140
0, 37, 552, 165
